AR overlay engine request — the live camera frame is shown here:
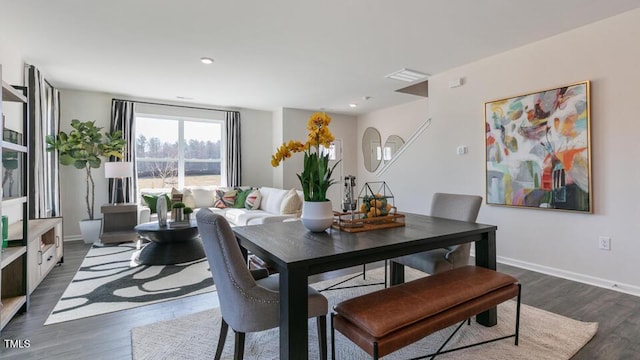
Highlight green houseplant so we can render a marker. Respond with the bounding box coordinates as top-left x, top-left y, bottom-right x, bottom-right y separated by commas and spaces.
46, 120, 125, 242
271, 112, 339, 231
